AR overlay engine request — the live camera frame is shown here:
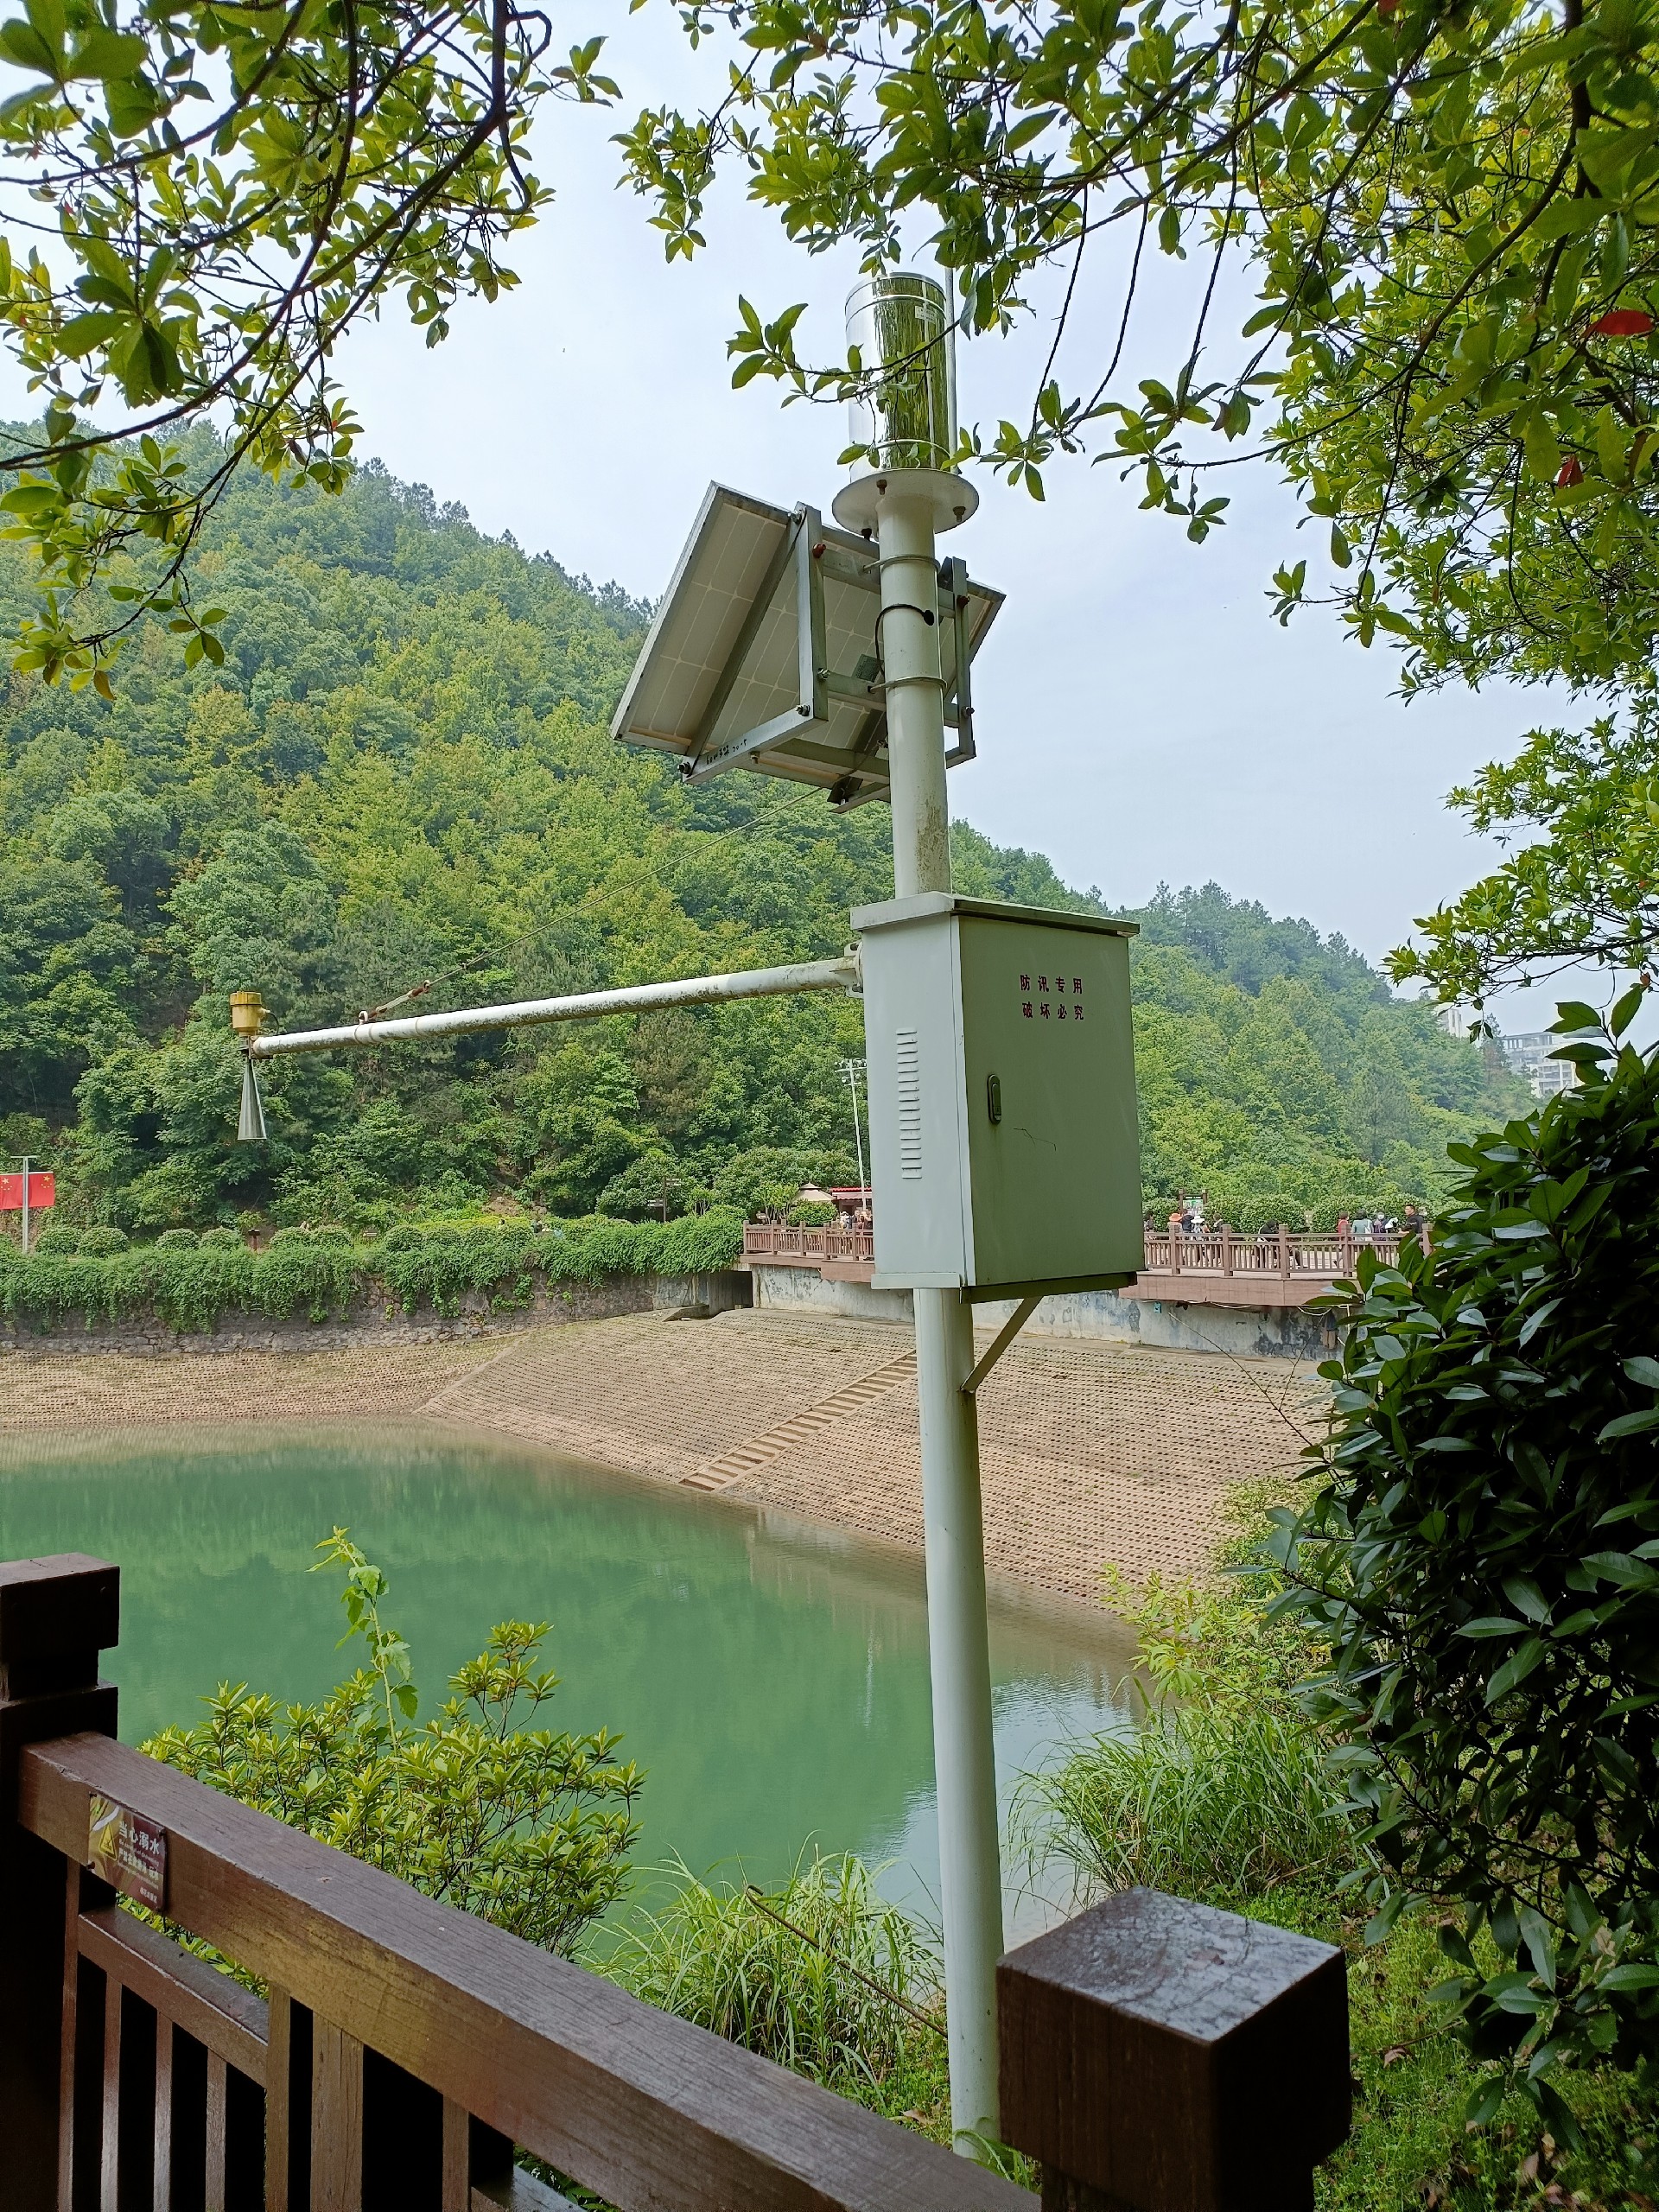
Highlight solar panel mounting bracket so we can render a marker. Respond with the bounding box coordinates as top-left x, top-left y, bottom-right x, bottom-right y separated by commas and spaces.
611, 482, 1001, 810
